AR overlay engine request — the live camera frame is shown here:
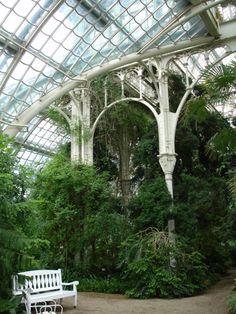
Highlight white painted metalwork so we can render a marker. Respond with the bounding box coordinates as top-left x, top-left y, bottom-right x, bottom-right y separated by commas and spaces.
34, 300, 63, 314
0, 0, 235, 169
12, 269, 78, 314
